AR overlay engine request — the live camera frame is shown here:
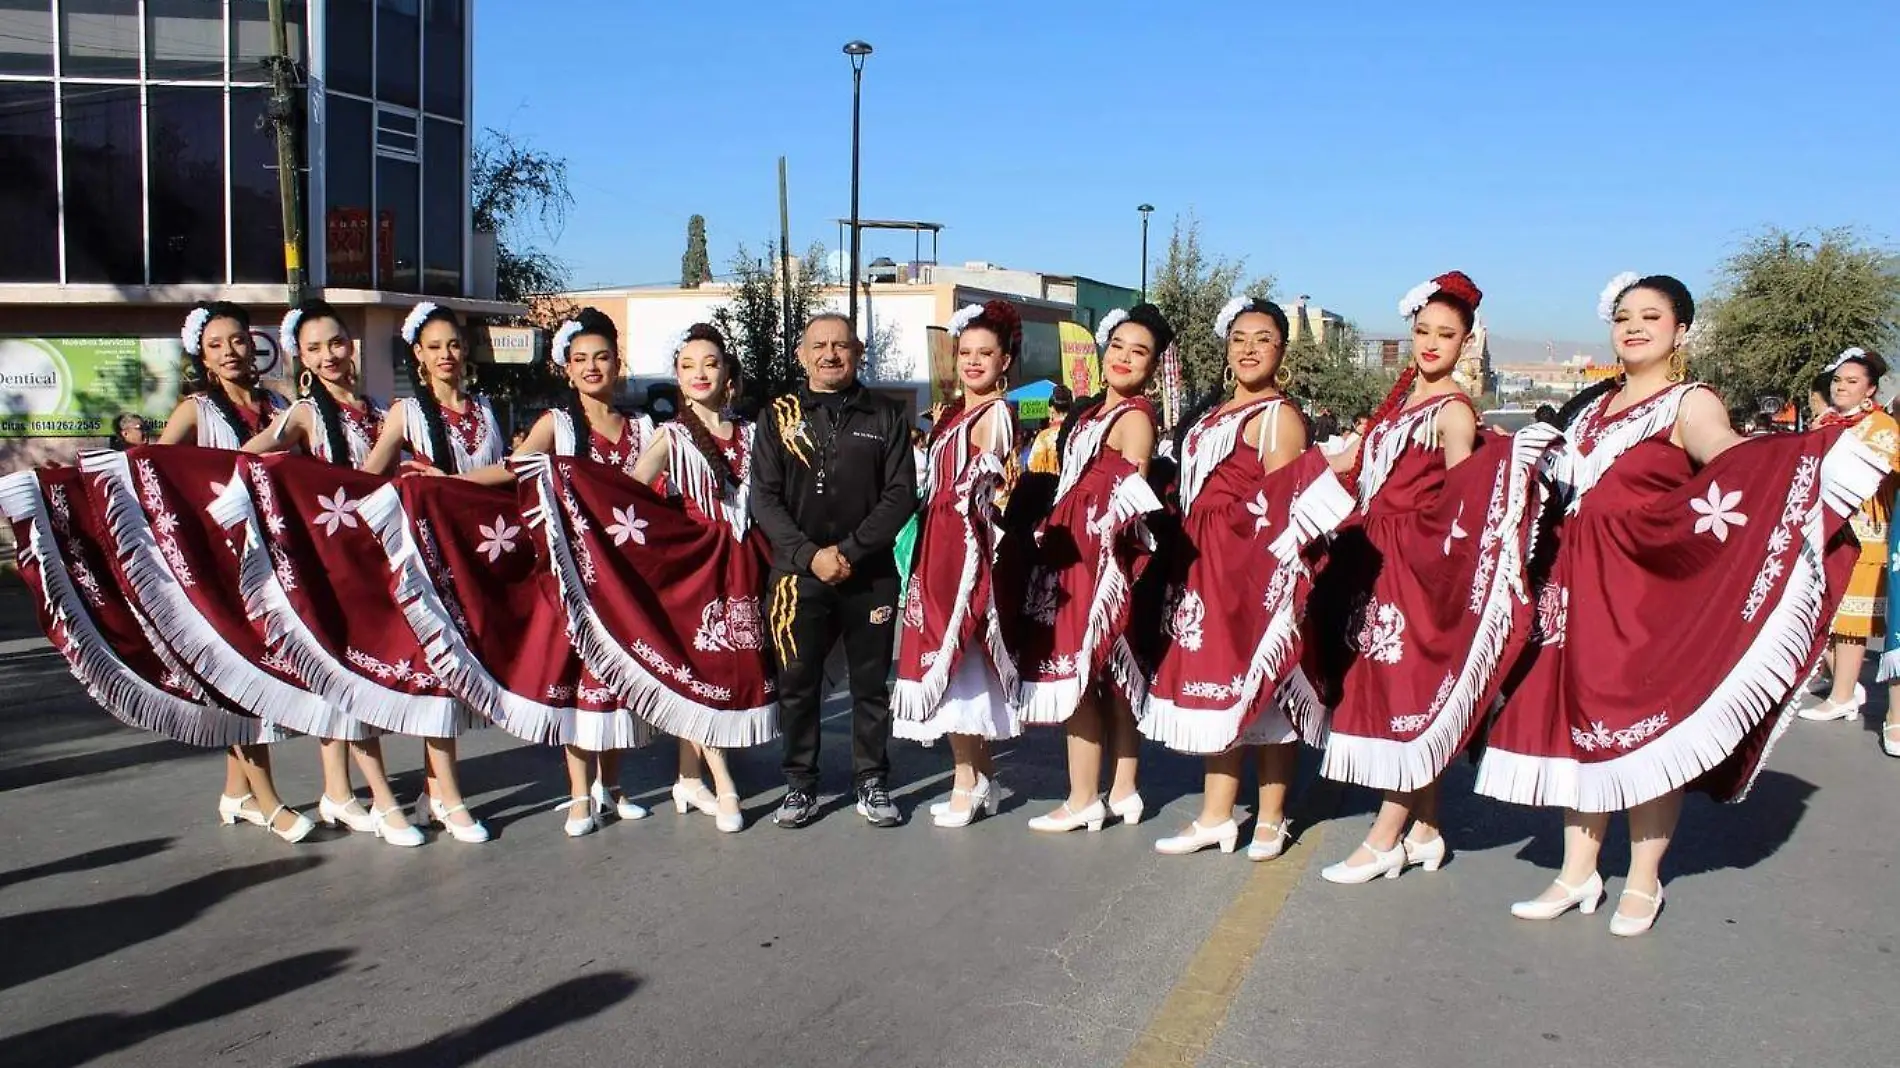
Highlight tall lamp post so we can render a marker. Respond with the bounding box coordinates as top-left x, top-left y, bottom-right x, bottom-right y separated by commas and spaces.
844, 40, 874, 334
1137, 203, 1155, 301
